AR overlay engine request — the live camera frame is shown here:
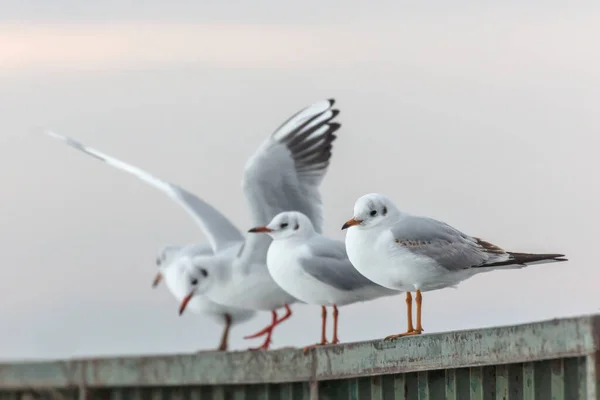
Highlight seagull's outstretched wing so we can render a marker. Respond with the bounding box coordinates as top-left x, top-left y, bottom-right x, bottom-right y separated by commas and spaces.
238, 99, 341, 265
44, 130, 244, 253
